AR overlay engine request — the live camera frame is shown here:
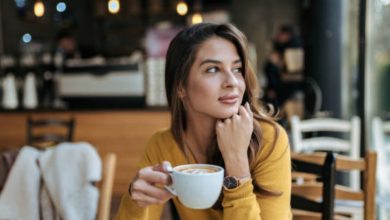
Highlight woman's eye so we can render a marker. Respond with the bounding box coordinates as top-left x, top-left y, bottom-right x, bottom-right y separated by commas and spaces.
206, 67, 219, 73
232, 67, 243, 73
